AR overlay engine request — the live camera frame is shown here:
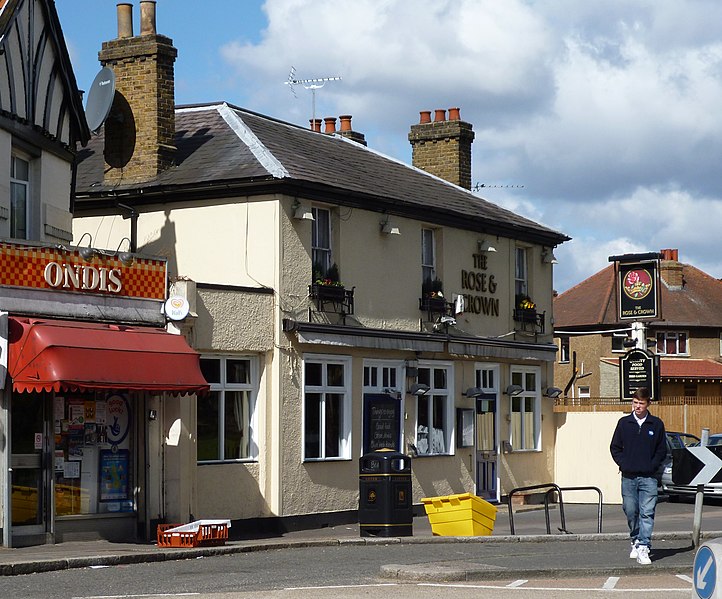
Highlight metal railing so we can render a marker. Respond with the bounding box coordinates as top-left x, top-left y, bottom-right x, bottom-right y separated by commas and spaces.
507, 483, 603, 535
